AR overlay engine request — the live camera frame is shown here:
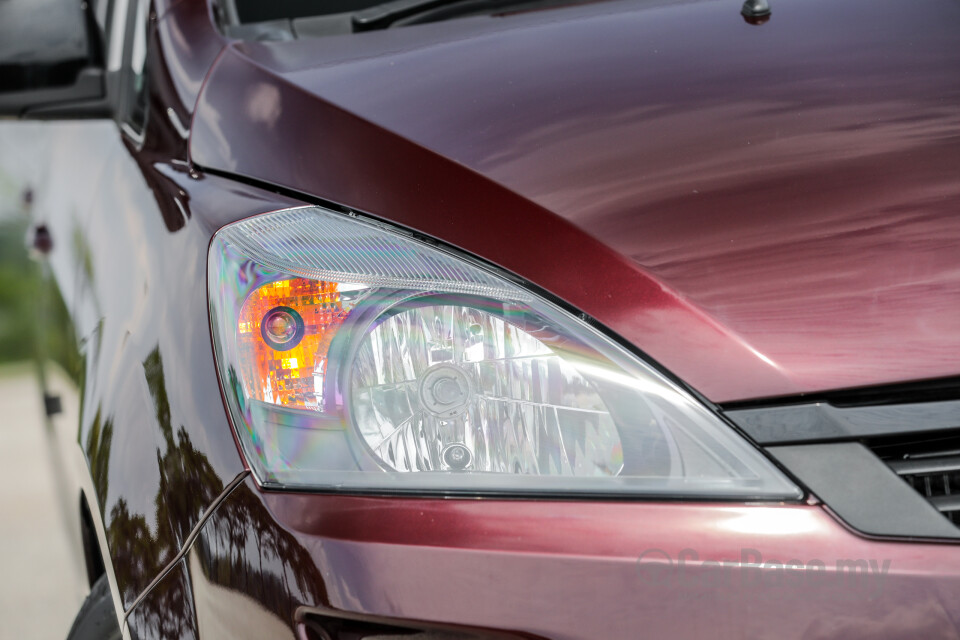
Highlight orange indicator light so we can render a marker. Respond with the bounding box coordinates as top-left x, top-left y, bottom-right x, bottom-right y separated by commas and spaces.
237, 278, 350, 409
